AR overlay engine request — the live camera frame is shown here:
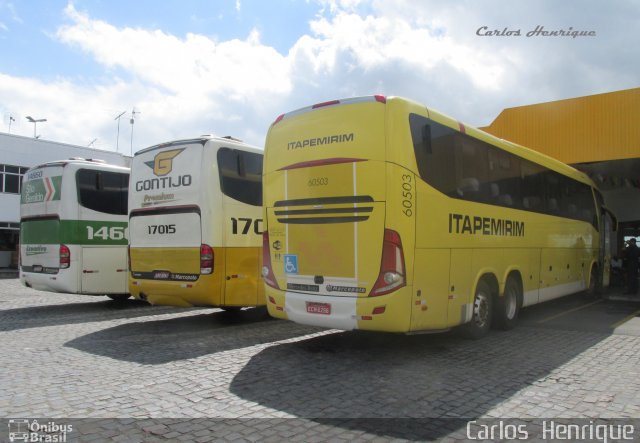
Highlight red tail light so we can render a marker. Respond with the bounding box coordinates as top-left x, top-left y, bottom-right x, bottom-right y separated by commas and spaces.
369, 229, 405, 296
59, 244, 70, 269
200, 244, 214, 274
261, 231, 279, 289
